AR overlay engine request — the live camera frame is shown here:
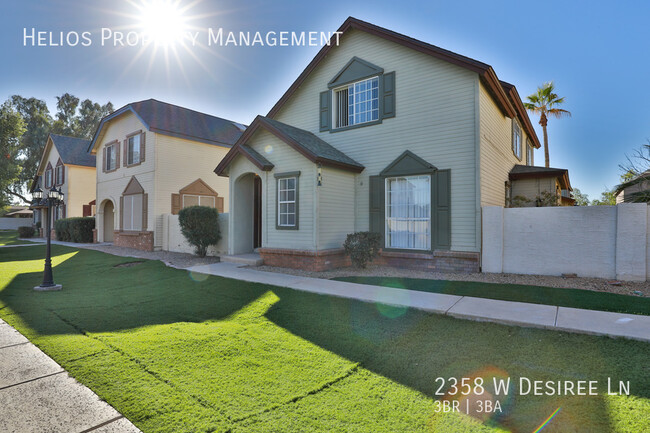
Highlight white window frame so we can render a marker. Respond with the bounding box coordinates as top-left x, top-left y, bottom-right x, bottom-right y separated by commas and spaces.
513, 122, 522, 160
385, 175, 432, 250
123, 194, 143, 231
333, 76, 379, 128
277, 177, 297, 228
182, 194, 216, 209
106, 143, 116, 171
127, 134, 141, 165
526, 139, 534, 166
